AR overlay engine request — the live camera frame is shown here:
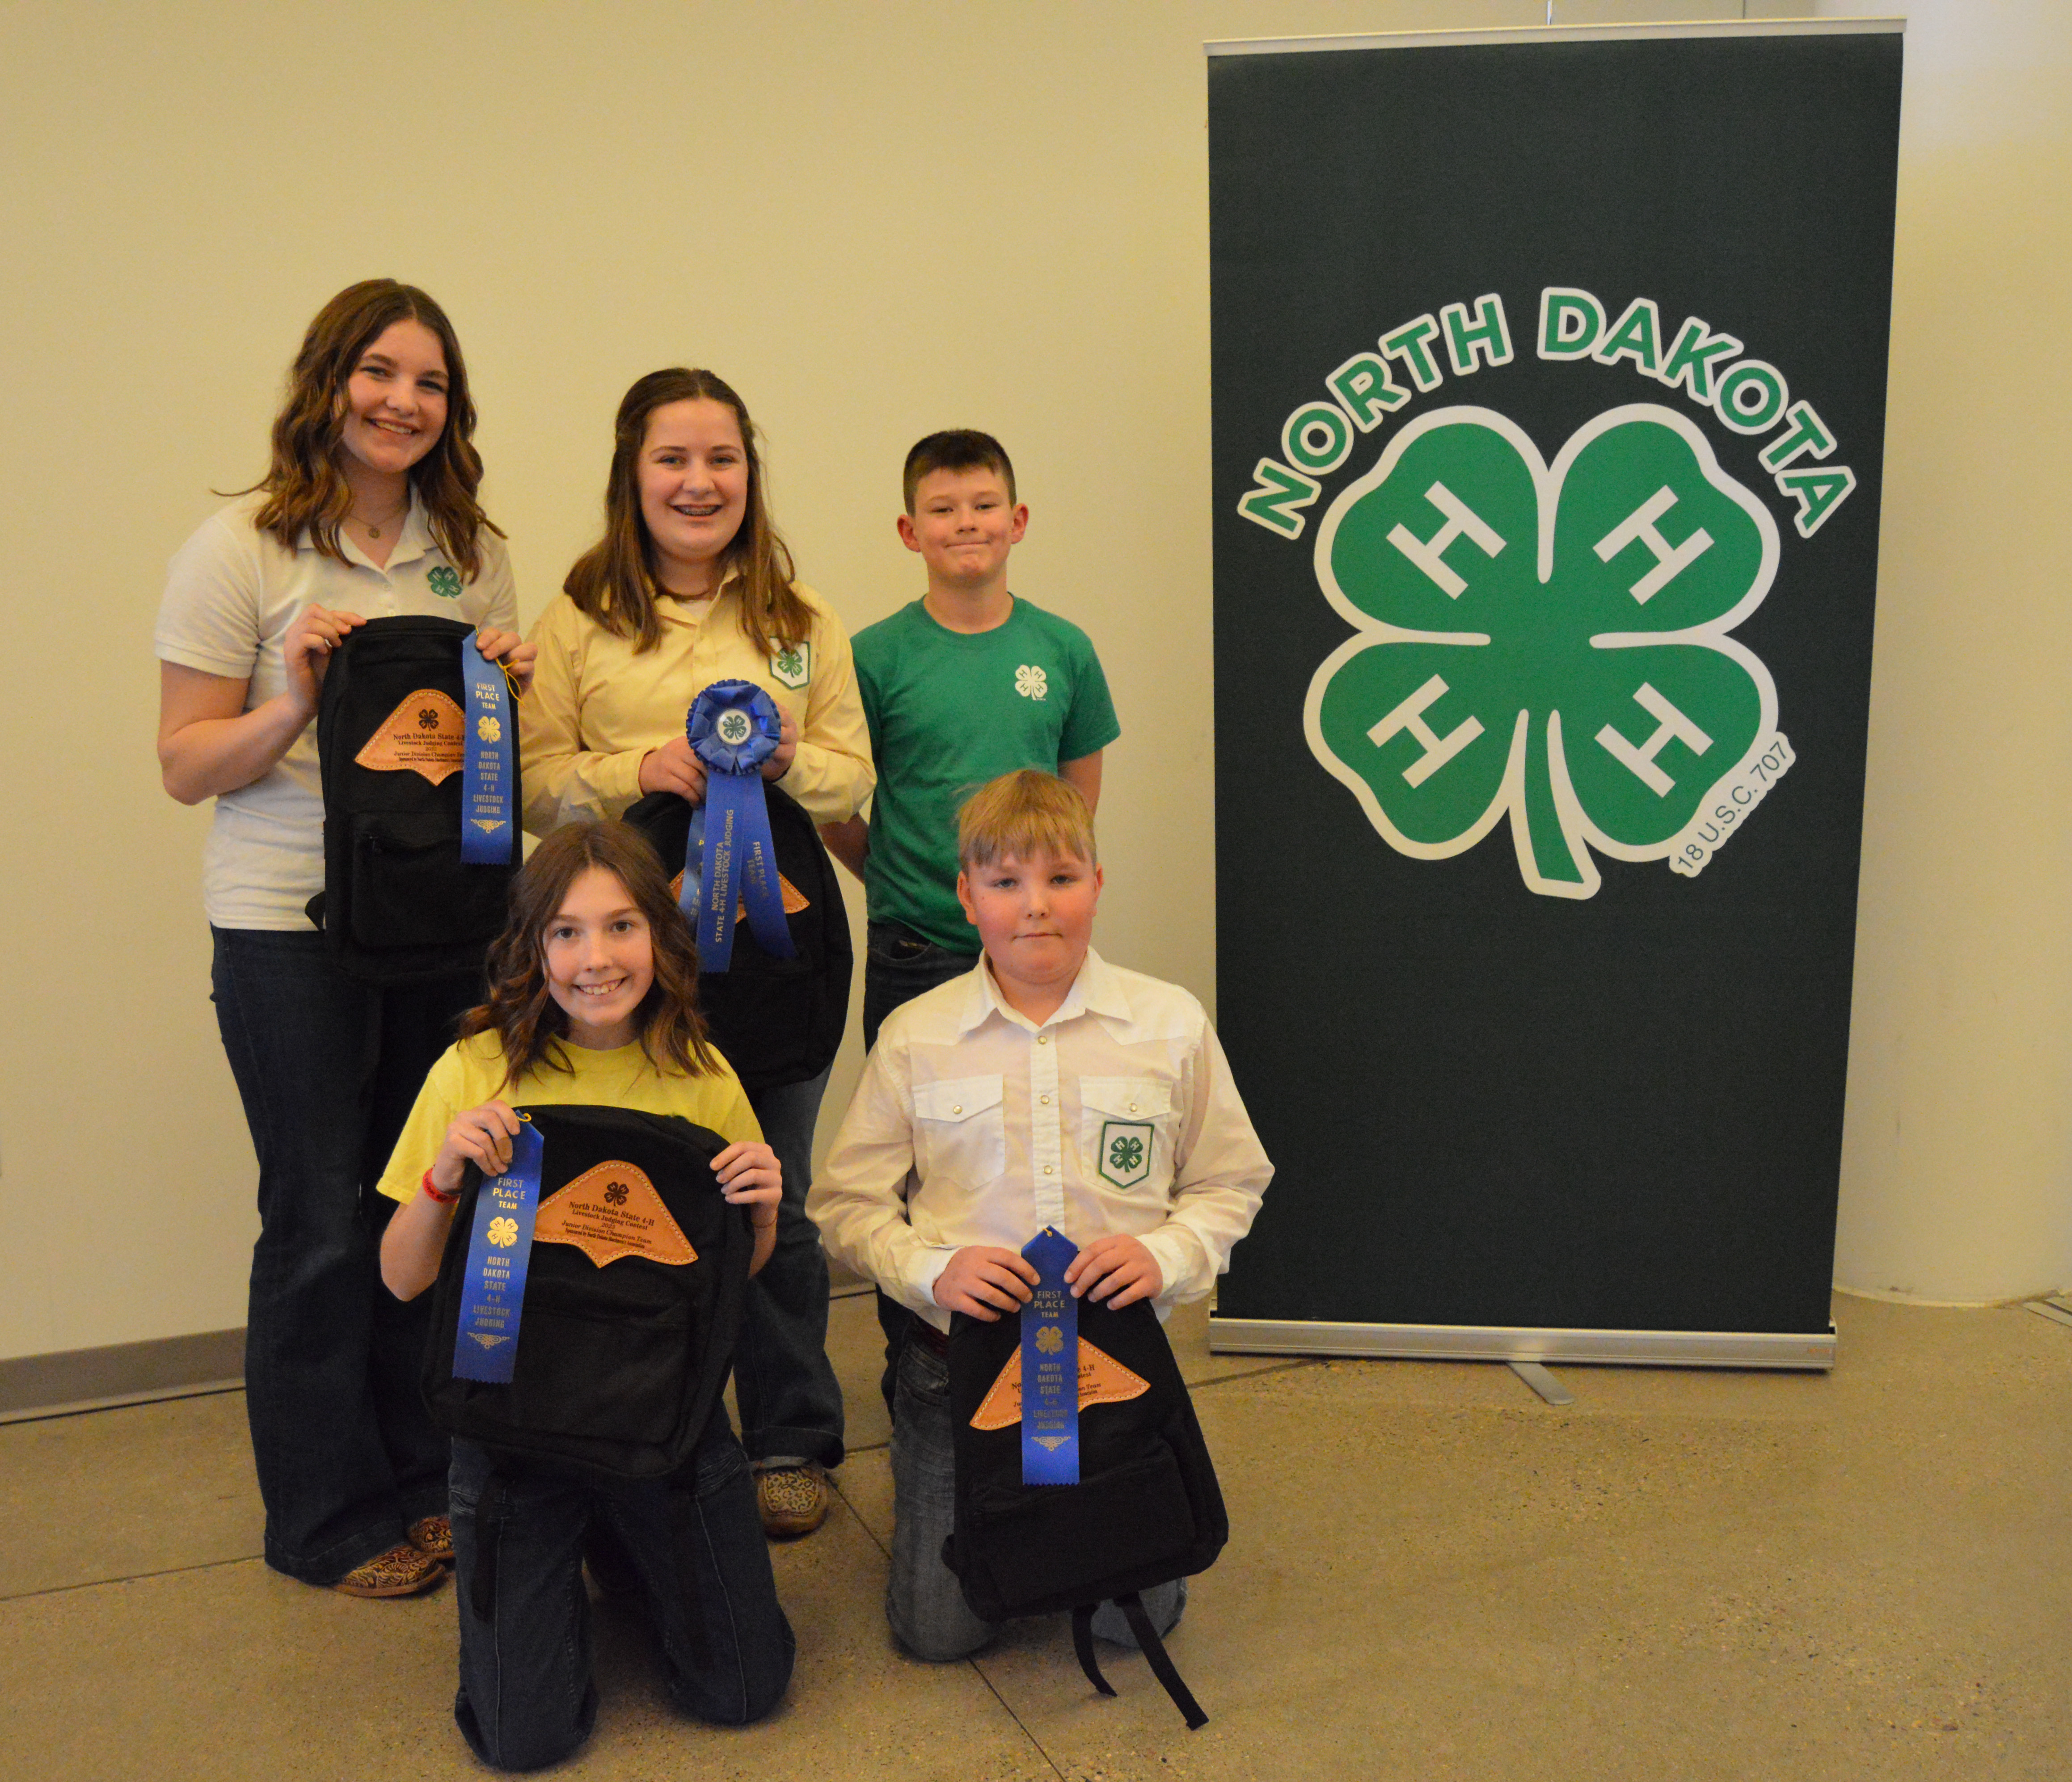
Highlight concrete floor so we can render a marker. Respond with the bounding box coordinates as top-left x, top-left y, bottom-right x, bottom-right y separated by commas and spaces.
1, 1290, 2065, 1781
